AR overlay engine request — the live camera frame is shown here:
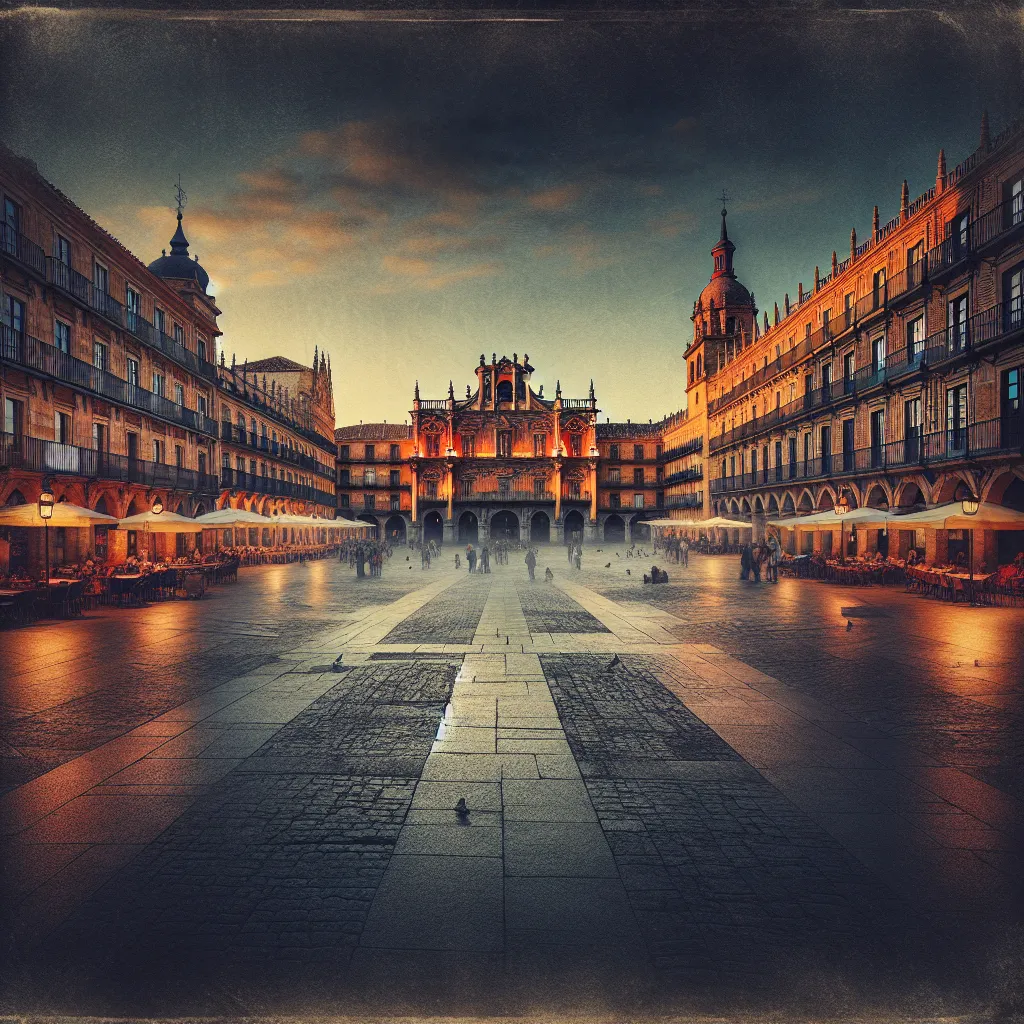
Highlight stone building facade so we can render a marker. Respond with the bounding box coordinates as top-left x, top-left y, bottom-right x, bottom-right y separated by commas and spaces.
702, 115, 1024, 566
335, 355, 668, 545
0, 148, 337, 574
